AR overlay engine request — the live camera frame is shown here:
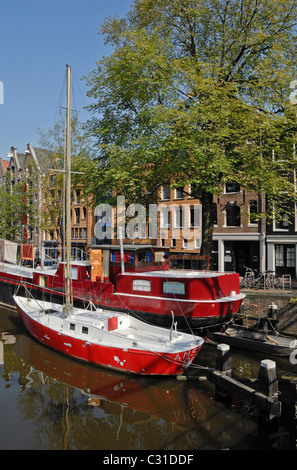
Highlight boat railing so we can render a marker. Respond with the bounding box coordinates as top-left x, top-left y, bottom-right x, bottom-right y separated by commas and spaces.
0, 240, 89, 271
